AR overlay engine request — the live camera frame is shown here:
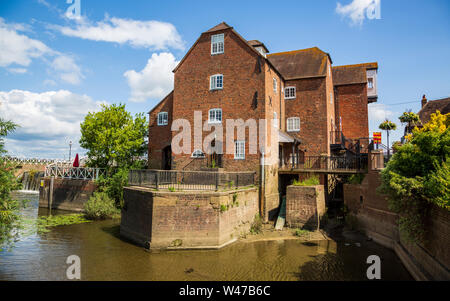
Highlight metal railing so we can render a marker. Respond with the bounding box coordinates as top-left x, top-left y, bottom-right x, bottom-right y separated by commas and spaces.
128, 169, 256, 191
283, 155, 368, 171
45, 166, 106, 180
